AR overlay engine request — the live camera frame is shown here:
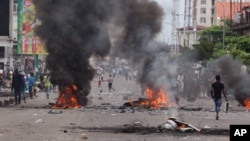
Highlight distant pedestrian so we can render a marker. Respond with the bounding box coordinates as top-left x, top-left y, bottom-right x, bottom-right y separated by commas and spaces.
39, 73, 44, 90
43, 74, 51, 99
28, 72, 35, 99
98, 75, 102, 88
0, 75, 3, 92
11, 69, 24, 105
108, 74, 115, 92
177, 72, 184, 97
210, 75, 228, 120
100, 73, 104, 81
20, 71, 26, 103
